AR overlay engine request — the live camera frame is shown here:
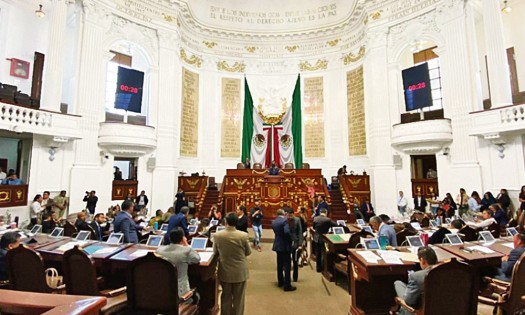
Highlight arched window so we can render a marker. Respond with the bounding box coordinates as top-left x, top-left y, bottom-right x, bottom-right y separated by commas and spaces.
104, 42, 150, 124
